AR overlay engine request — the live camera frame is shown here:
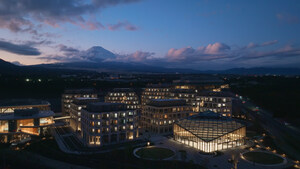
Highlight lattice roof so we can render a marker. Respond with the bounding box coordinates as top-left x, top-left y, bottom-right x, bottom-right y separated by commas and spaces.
175, 111, 245, 142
